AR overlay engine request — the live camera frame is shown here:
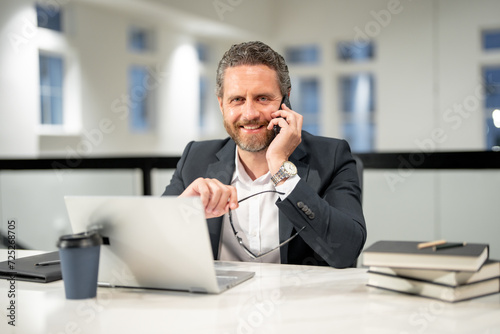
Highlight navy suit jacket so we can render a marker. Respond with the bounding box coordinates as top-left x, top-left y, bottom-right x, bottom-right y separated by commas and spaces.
162, 131, 366, 268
